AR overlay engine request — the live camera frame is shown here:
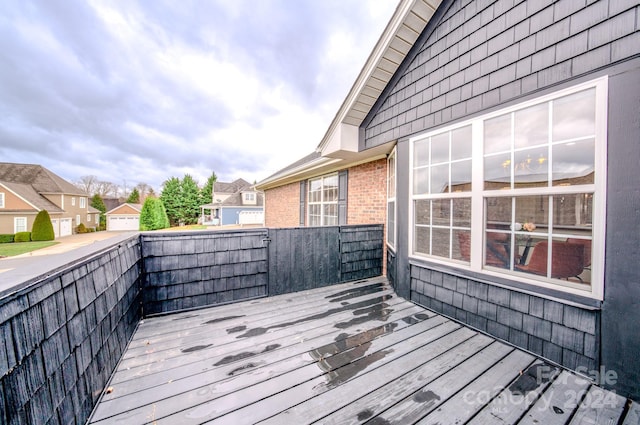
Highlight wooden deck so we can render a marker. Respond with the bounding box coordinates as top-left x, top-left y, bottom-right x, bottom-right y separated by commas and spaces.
88, 277, 638, 424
